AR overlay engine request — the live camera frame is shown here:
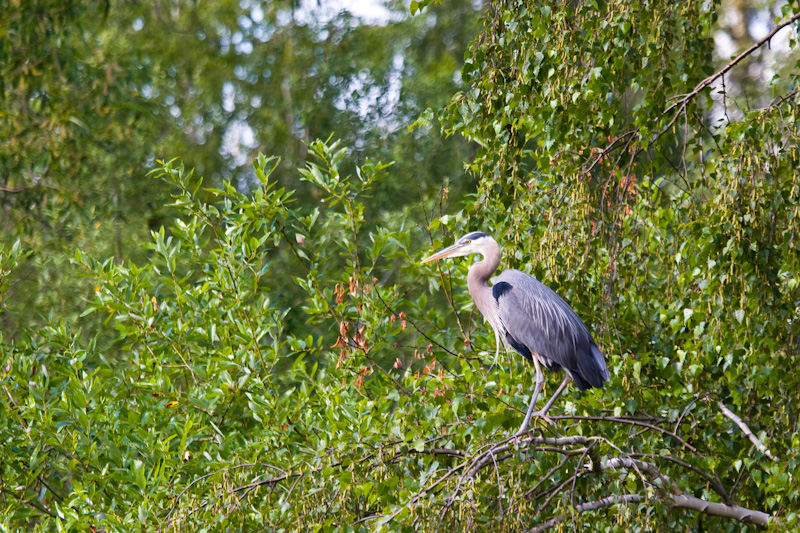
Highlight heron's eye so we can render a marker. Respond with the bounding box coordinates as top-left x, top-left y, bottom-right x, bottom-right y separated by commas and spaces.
464, 240, 471, 244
